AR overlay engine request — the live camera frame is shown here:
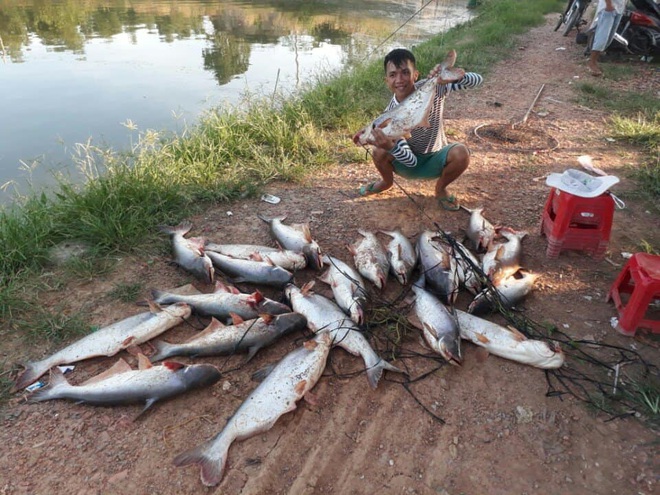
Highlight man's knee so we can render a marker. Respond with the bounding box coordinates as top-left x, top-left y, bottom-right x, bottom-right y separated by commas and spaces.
447, 144, 470, 170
